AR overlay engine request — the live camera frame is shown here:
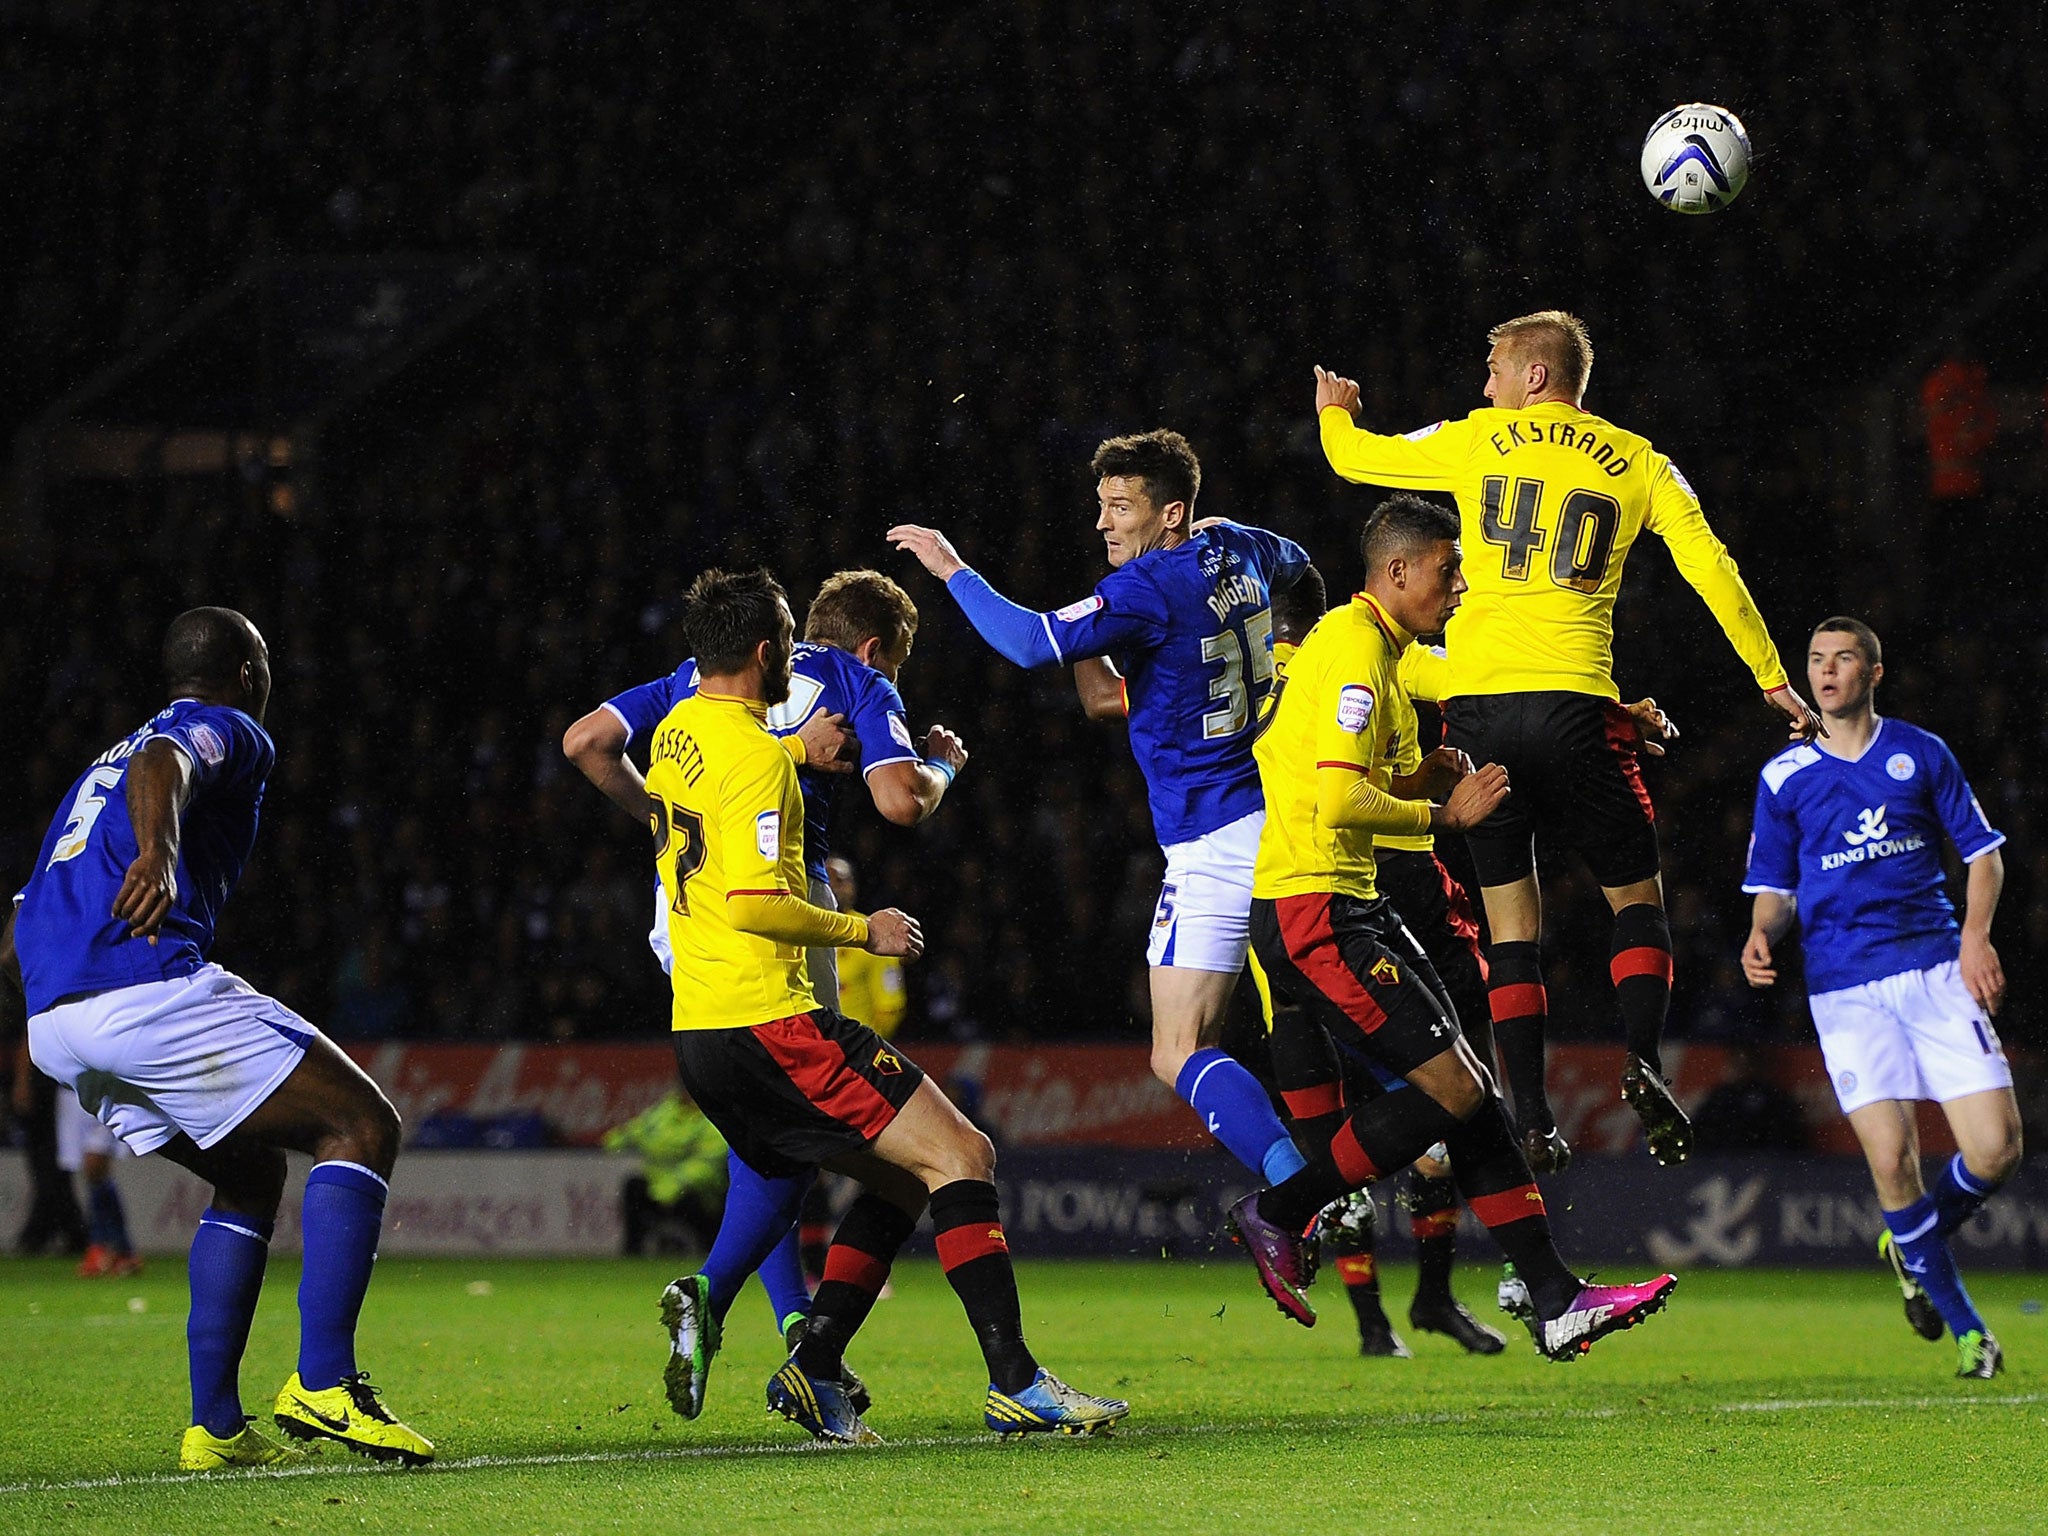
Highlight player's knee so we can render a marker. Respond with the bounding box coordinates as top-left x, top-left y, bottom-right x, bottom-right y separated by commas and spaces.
938, 1124, 997, 1185
216, 1146, 289, 1221
1971, 1127, 2023, 1185
1149, 1039, 1193, 1090
338, 1092, 402, 1176
1440, 1072, 1486, 1121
